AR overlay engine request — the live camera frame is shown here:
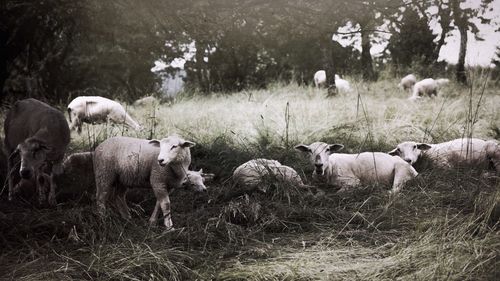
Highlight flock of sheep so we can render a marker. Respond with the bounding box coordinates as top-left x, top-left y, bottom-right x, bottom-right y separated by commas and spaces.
2, 74, 499, 230
314, 70, 450, 100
